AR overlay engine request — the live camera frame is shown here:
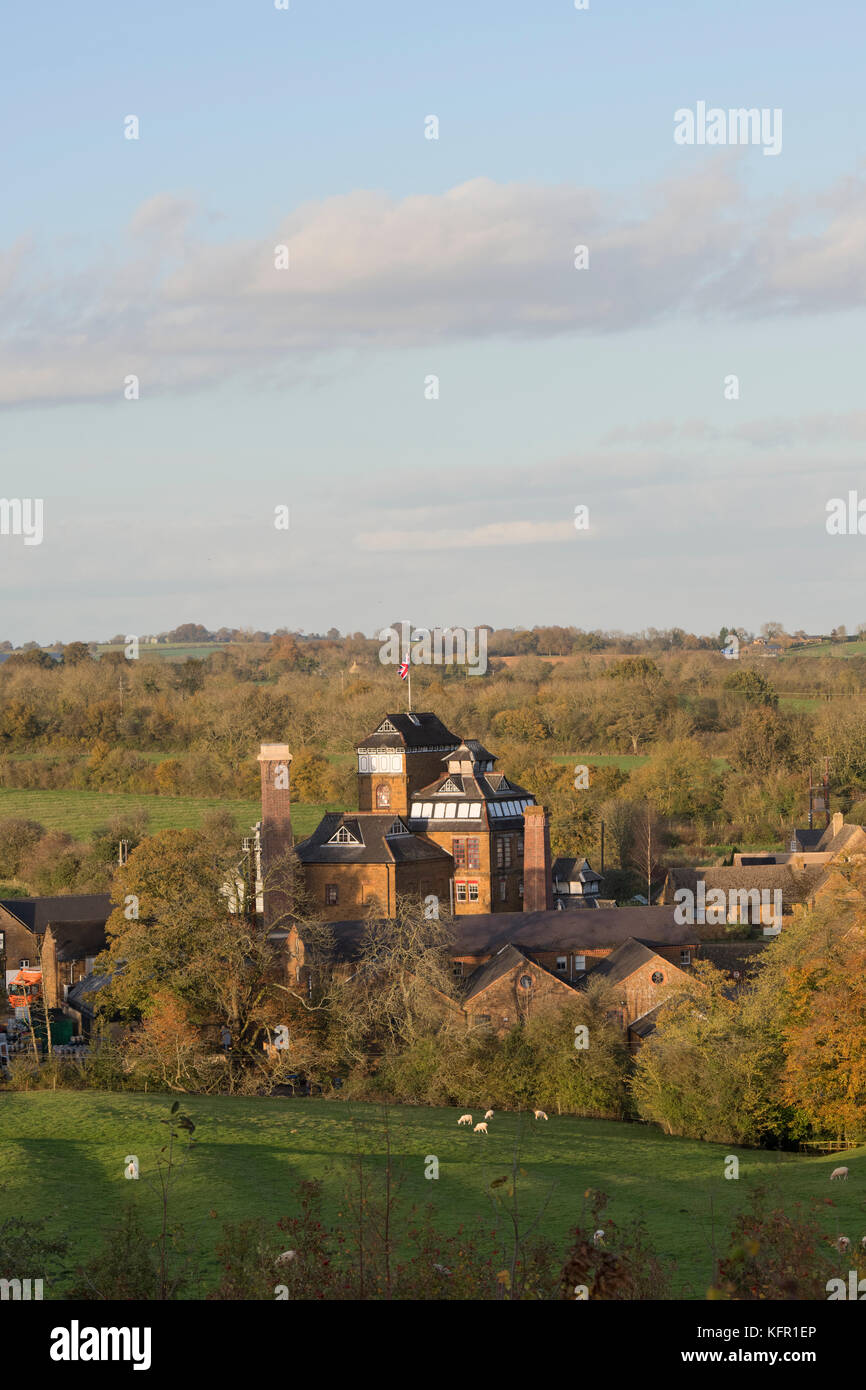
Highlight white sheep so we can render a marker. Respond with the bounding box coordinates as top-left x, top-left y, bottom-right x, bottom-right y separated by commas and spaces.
533, 1109, 549, 1121
275, 1250, 297, 1265
860, 1235, 866, 1251
474, 1121, 488, 1134
834, 1236, 851, 1254
458, 1113, 473, 1126
593, 1229, 605, 1247
830, 1165, 849, 1181
484, 1109, 494, 1120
